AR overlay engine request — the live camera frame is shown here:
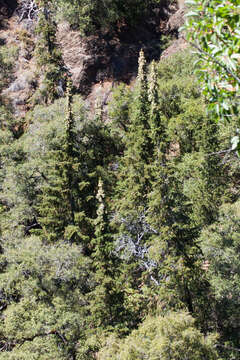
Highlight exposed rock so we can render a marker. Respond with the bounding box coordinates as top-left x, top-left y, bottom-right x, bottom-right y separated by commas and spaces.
85, 81, 114, 118
161, 37, 188, 59
0, 14, 37, 117
177, 0, 185, 8
6, 73, 30, 93
161, 0, 188, 58
57, 1, 178, 95
166, 3, 186, 35
1, 0, 187, 117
